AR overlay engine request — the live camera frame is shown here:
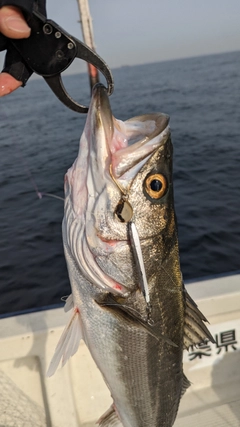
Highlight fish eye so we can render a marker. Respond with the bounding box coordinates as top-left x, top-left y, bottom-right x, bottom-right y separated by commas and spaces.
145, 174, 167, 199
